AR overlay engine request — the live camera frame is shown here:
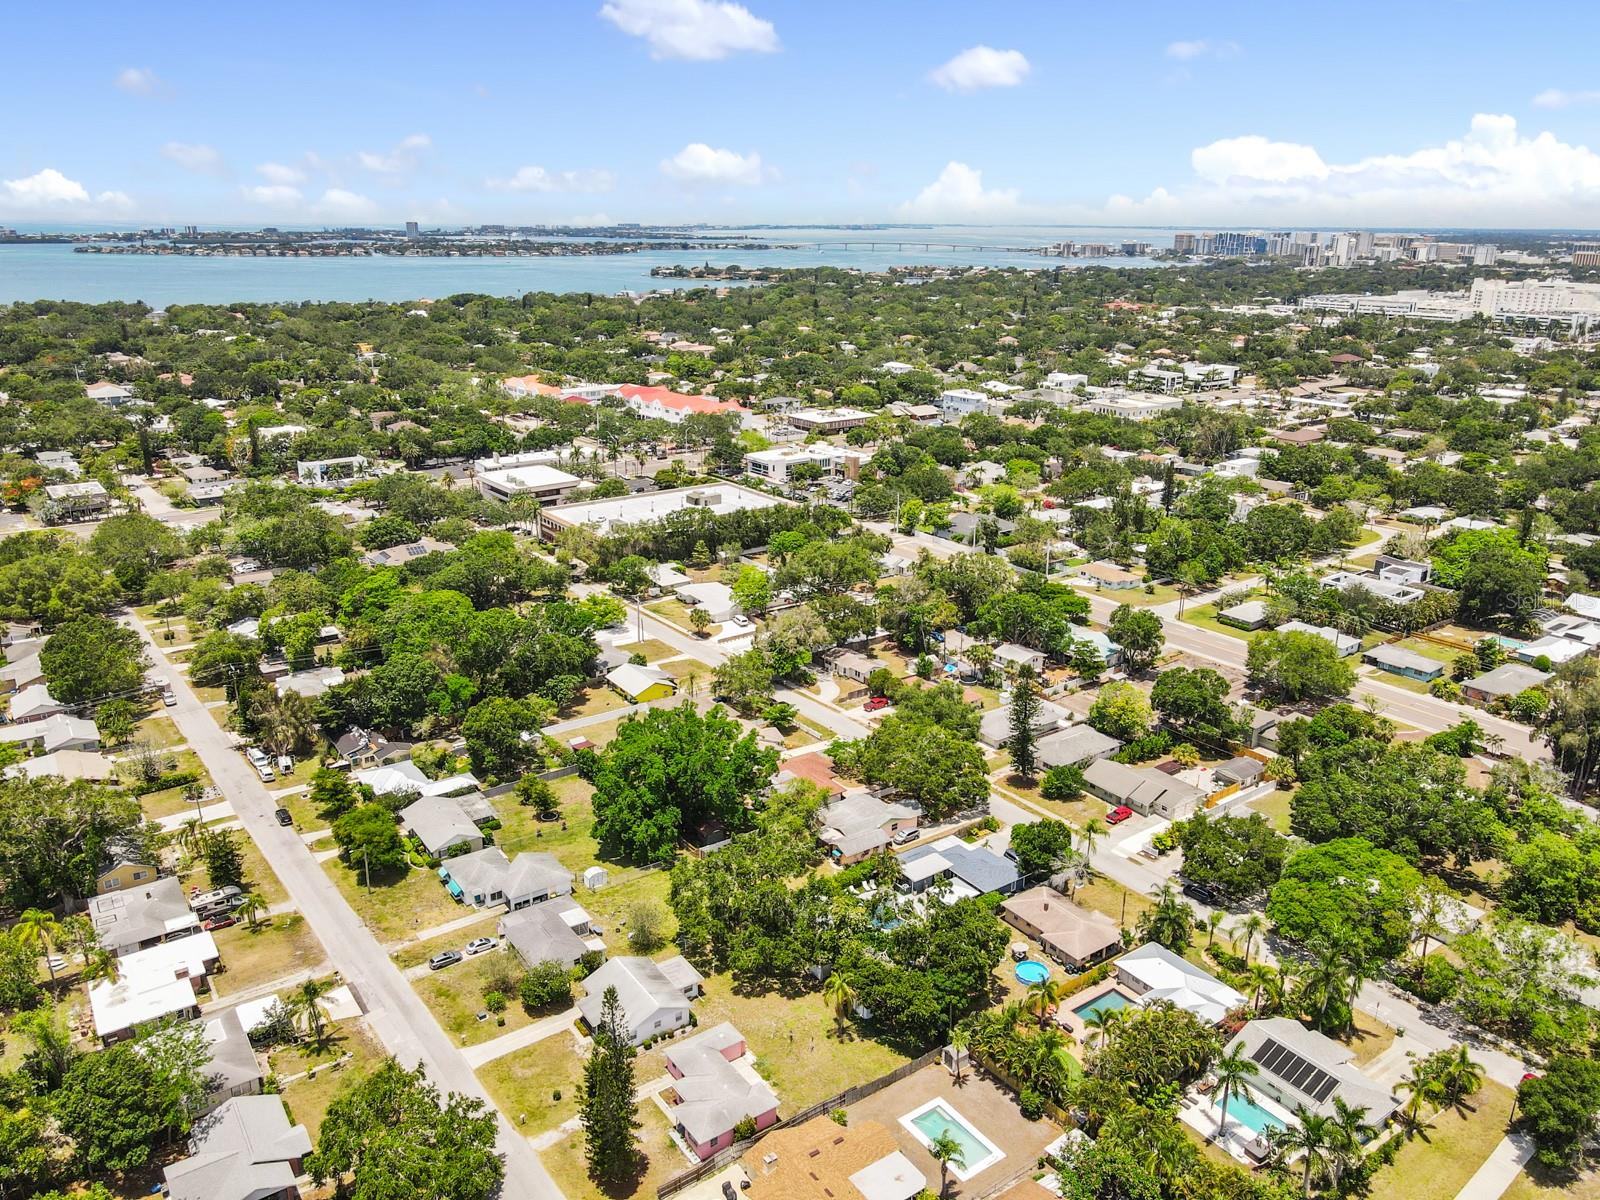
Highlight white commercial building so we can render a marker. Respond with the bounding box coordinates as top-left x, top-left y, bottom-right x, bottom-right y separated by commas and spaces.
536, 484, 790, 539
